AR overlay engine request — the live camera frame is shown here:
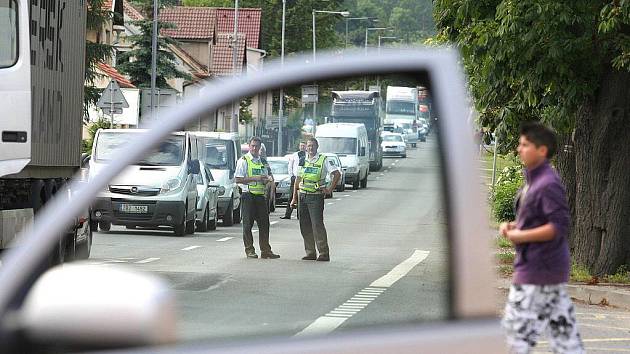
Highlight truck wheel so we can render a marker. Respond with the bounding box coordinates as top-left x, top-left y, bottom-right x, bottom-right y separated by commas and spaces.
174, 213, 186, 236
223, 200, 234, 226
360, 173, 368, 189
197, 204, 209, 232
99, 221, 111, 232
